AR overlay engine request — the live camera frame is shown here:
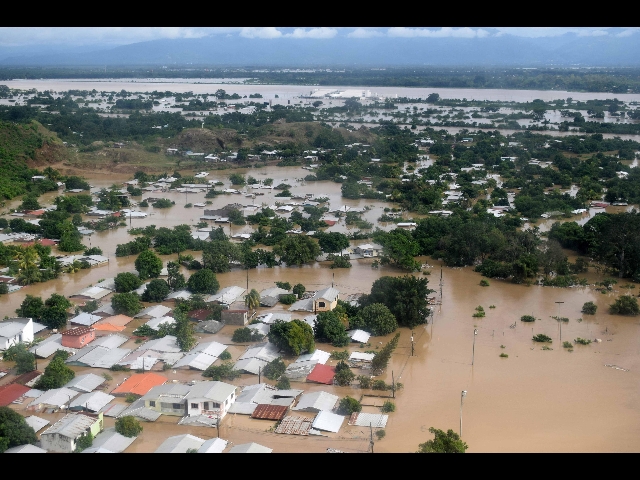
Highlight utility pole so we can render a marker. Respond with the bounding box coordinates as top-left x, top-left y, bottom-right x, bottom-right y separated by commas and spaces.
411, 331, 414, 357
258, 366, 261, 384
246, 268, 249, 291
370, 423, 374, 453
555, 301, 565, 342
216, 415, 220, 437
472, 329, 478, 366
460, 390, 467, 437
391, 370, 395, 399
332, 272, 334, 288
